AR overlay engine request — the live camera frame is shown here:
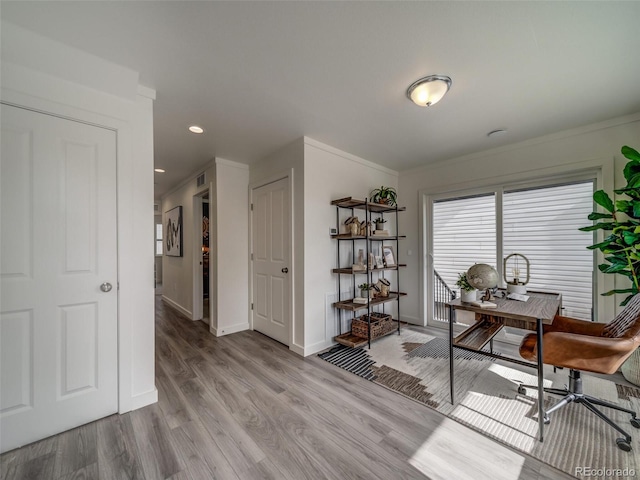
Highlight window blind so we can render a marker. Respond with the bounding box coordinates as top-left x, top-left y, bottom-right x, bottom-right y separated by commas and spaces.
503, 181, 594, 320
433, 194, 497, 294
